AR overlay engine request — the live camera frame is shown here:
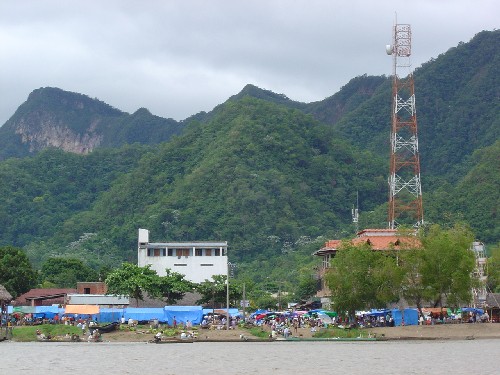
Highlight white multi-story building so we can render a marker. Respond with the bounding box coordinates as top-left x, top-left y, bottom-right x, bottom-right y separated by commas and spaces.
471, 241, 487, 306
137, 229, 228, 283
